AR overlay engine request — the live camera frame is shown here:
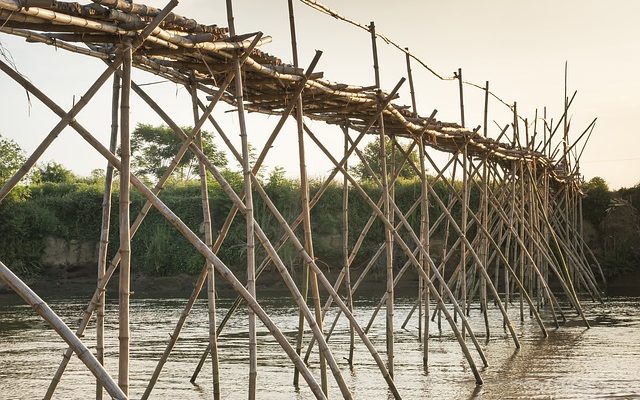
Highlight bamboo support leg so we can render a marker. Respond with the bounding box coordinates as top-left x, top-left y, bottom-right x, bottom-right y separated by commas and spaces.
117, 42, 132, 396
95, 73, 120, 400
342, 125, 355, 366
191, 83, 221, 400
